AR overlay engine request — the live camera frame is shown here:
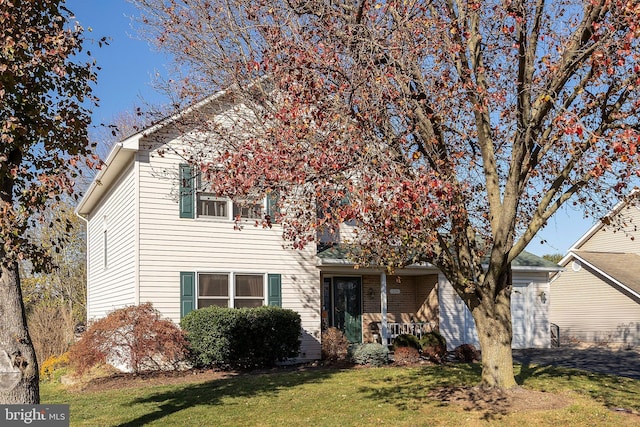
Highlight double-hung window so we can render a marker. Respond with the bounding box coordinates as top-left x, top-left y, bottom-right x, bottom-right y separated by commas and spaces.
180, 163, 277, 221
197, 194, 228, 218
196, 193, 264, 221
234, 274, 265, 308
197, 273, 264, 308
198, 273, 229, 308
181, 272, 281, 317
